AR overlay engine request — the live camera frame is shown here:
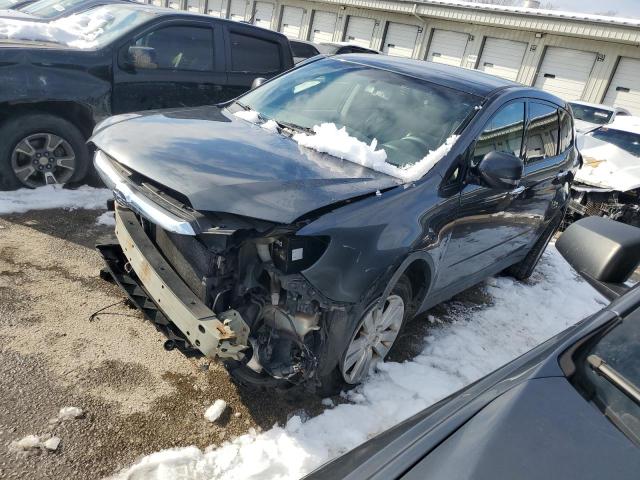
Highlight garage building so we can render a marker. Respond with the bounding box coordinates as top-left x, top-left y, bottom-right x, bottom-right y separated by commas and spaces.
152, 0, 640, 114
